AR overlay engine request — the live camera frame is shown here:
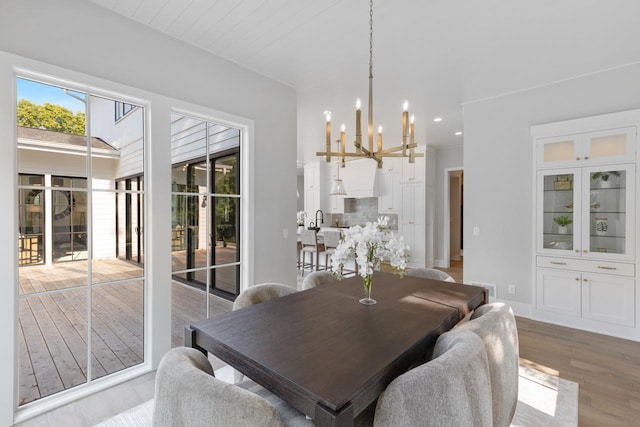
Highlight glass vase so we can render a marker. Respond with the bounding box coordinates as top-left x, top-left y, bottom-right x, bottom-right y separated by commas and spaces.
359, 274, 377, 305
